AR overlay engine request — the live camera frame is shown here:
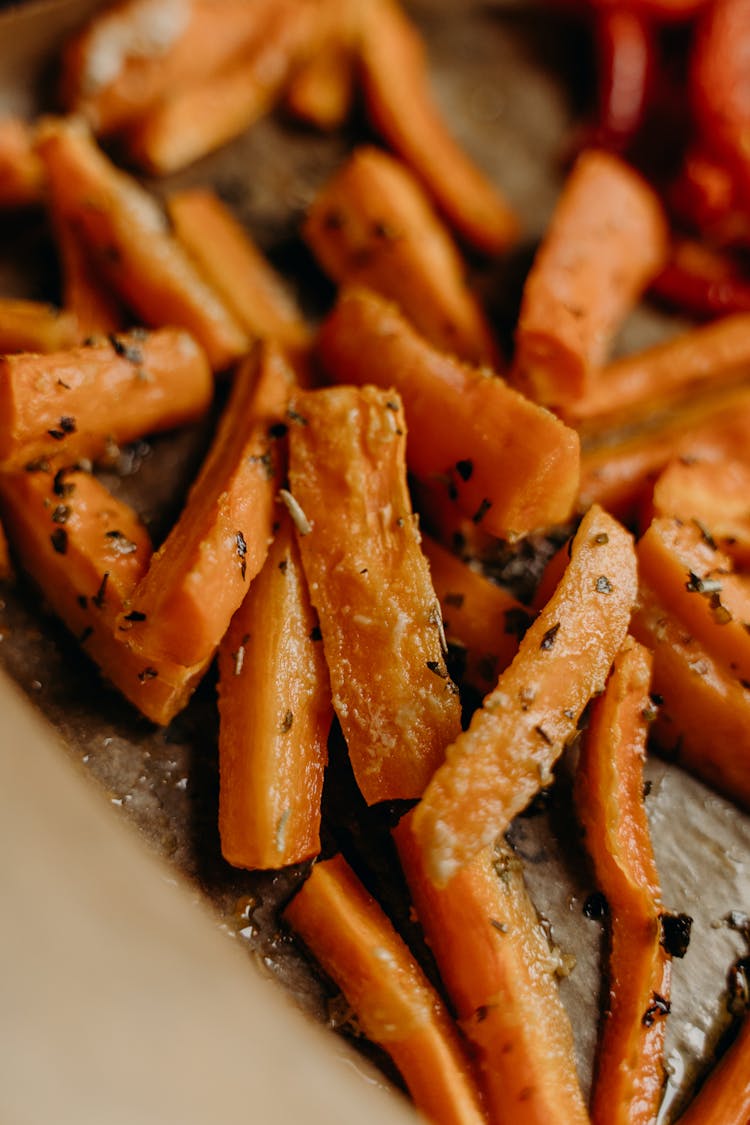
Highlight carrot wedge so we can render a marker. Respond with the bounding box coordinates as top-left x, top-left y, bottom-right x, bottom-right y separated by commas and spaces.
53, 212, 126, 339
284, 40, 355, 130
412, 504, 637, 884
217, 511, 332, 870
649, 458, 750, 568
0, 299, 78, 354
675, 1013, 750, 1125
0, 118, 44, 209
318, 288, 580, 540
283, 854, 488, 1125
395, 813, 589, 1125
287, 385, 461, 804
575, 638, 672, 1125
